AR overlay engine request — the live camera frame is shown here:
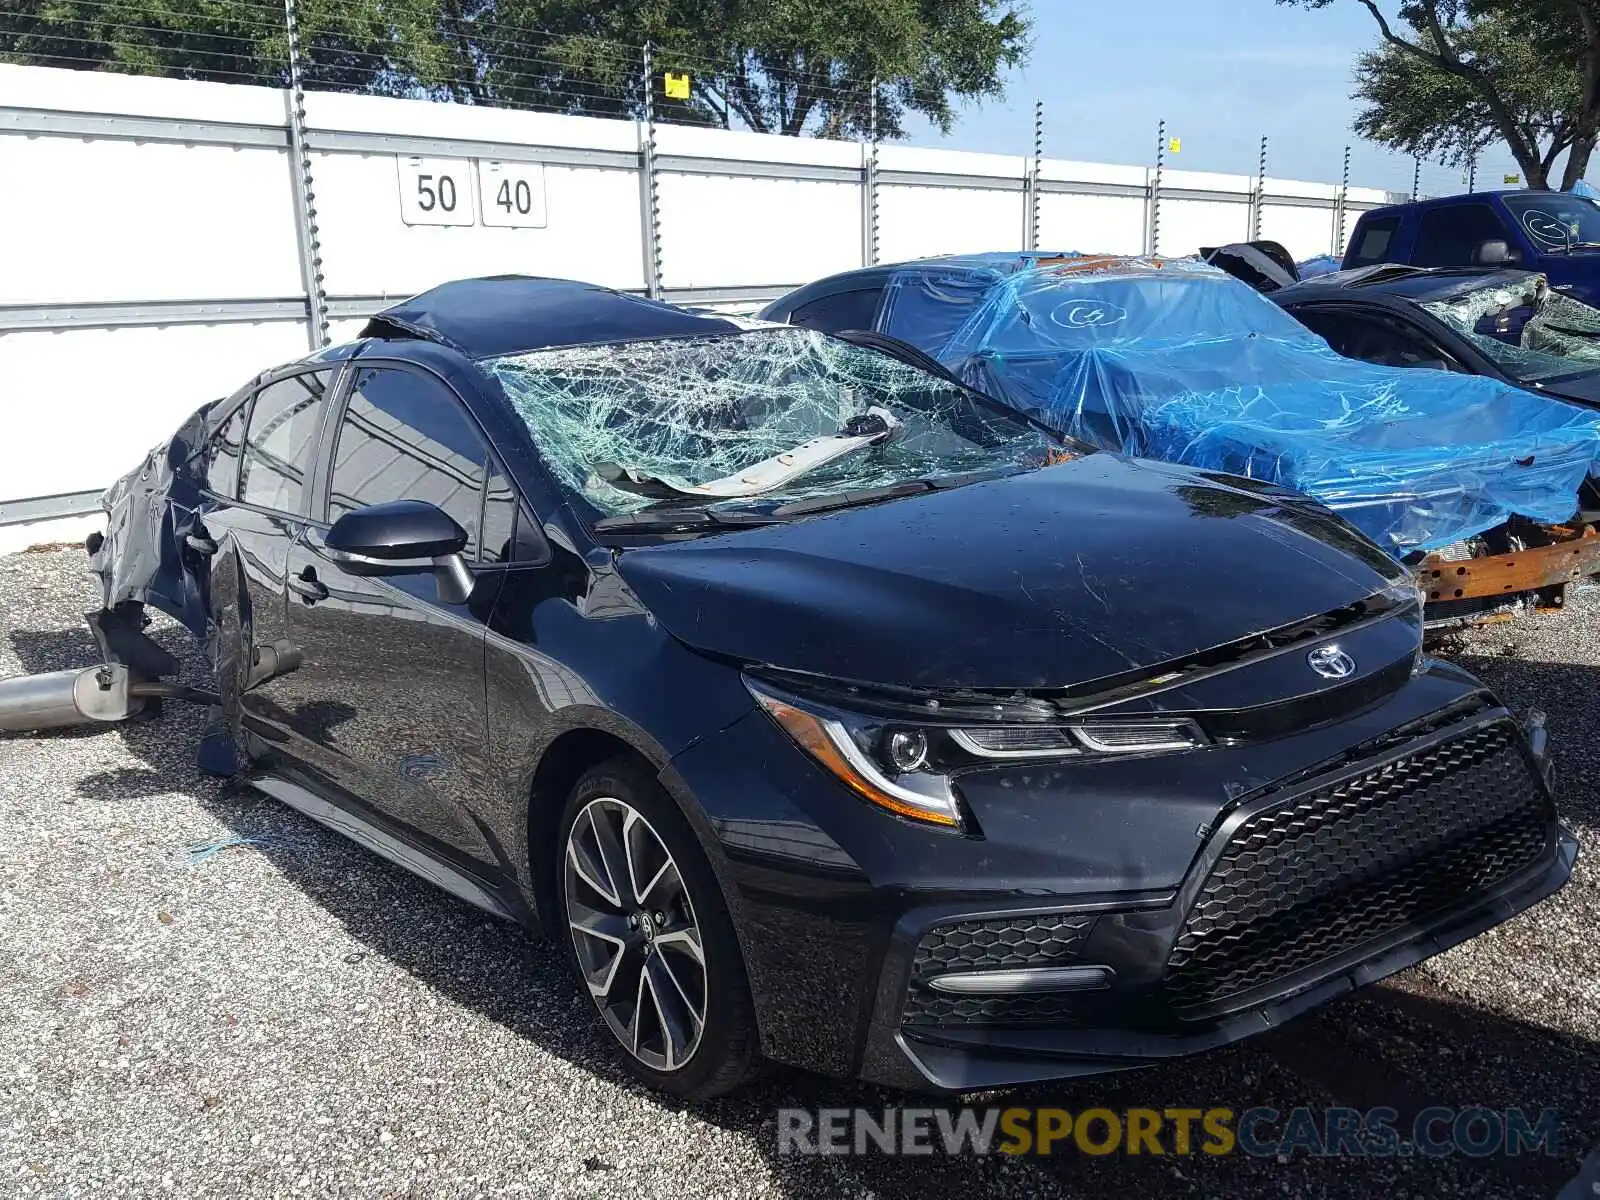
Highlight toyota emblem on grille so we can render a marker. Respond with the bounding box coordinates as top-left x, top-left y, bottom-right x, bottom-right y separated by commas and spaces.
1307, 645, 1357, 680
